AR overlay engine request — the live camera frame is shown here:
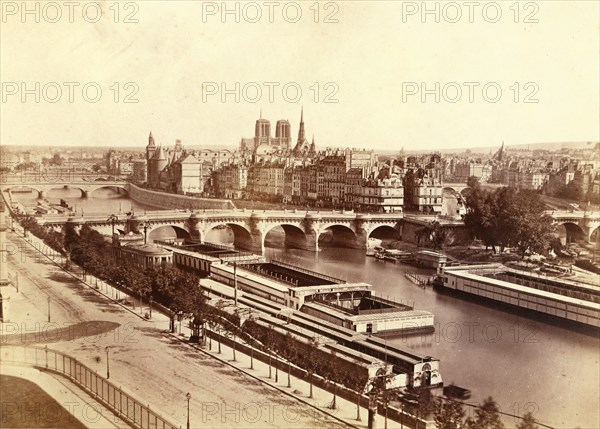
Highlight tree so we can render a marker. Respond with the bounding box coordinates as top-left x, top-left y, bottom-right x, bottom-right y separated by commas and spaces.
464, 187, 554, 256
302, 337, 320, 399
465, 397, 504, 429
50, 153, 64, 166
512, 191, 555, 257
558, 181, 581, 201
411, 386, 437, 420
284, 332, 297, 388
434, 398, 466, 429
63, 222, 79, 253
467, 175, 480, 189
516, 412, 540, 429
415, 225, 430, 247
349, 358, 370, 421
430, 221, 450, 249
327, 349, 341, 409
